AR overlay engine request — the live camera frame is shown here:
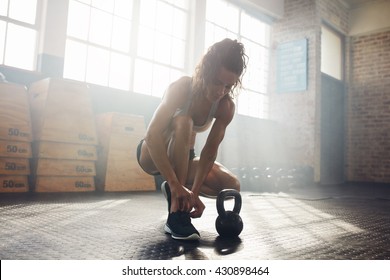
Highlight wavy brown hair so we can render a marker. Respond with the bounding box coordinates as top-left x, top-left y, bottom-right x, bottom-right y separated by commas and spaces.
192, 38, 248, 98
